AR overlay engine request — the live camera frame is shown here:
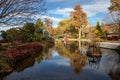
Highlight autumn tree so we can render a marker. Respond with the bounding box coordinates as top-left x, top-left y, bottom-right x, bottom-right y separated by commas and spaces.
53, 27, 61, 38
109, 0, 120, 11
44, 18, 54, 36
44, 18, 53, 28
109, 0, 120, 37
70, 5, 88, 39
57, 19, 70, 34
55, 19, 70, 38
57, 19, 78, 38
101, 23, 107, 33
0, 0, 46, 25
101, 23, 108, 38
